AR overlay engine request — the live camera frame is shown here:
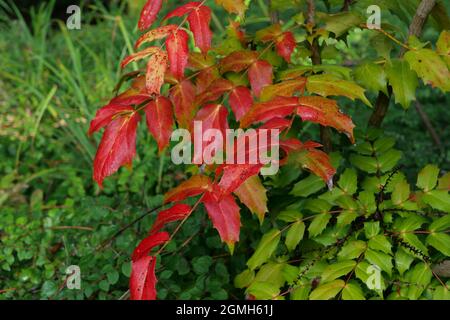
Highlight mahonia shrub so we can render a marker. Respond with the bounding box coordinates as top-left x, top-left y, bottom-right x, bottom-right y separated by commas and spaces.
88, 0, 450, 299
